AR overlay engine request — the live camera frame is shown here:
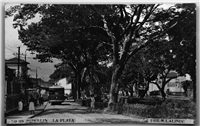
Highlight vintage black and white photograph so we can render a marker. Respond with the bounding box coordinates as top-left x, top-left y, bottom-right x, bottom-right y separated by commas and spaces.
4, 3, 196, 124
